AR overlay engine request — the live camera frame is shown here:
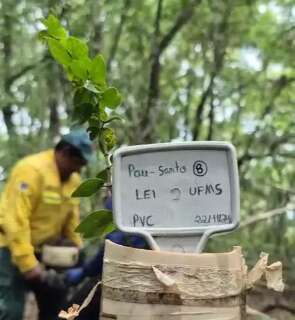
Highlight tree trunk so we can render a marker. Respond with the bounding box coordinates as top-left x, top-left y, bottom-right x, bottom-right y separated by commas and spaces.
107, 0, 131, 72
101, 242, 248, 319
138, 0, 202, 144
2, 4, 15, 135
